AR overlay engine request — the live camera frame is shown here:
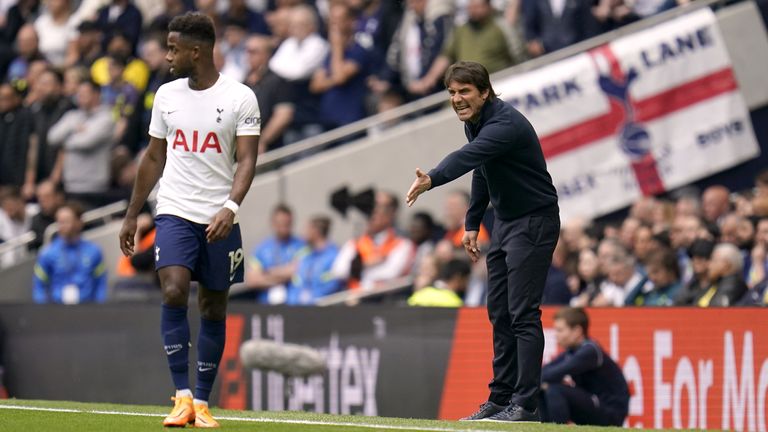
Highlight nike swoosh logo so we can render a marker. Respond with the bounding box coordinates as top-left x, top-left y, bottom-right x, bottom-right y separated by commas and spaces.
198, 367, 215, 372
166, 348, 182, 355
167, 110, 179, 115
